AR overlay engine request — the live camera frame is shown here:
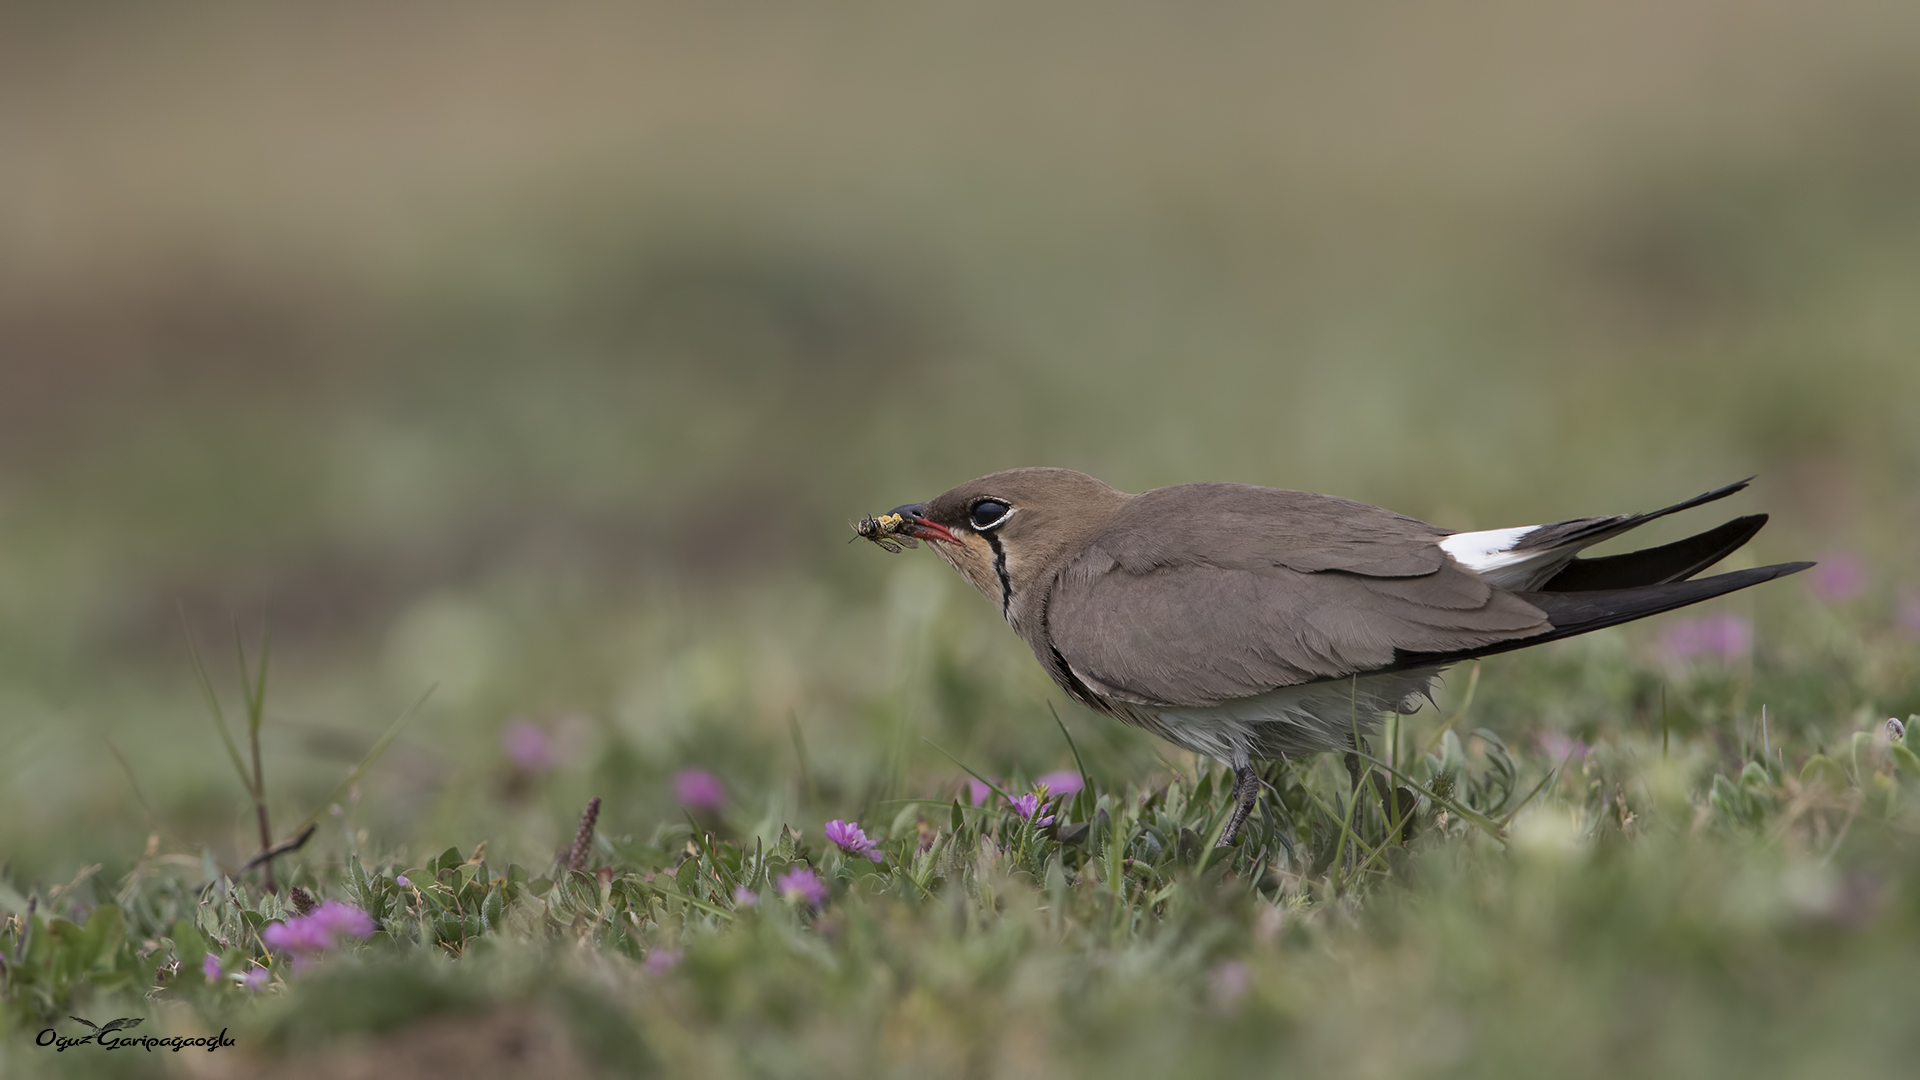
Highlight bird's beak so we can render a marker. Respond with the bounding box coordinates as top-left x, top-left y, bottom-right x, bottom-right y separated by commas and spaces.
889, 503, 959, 544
